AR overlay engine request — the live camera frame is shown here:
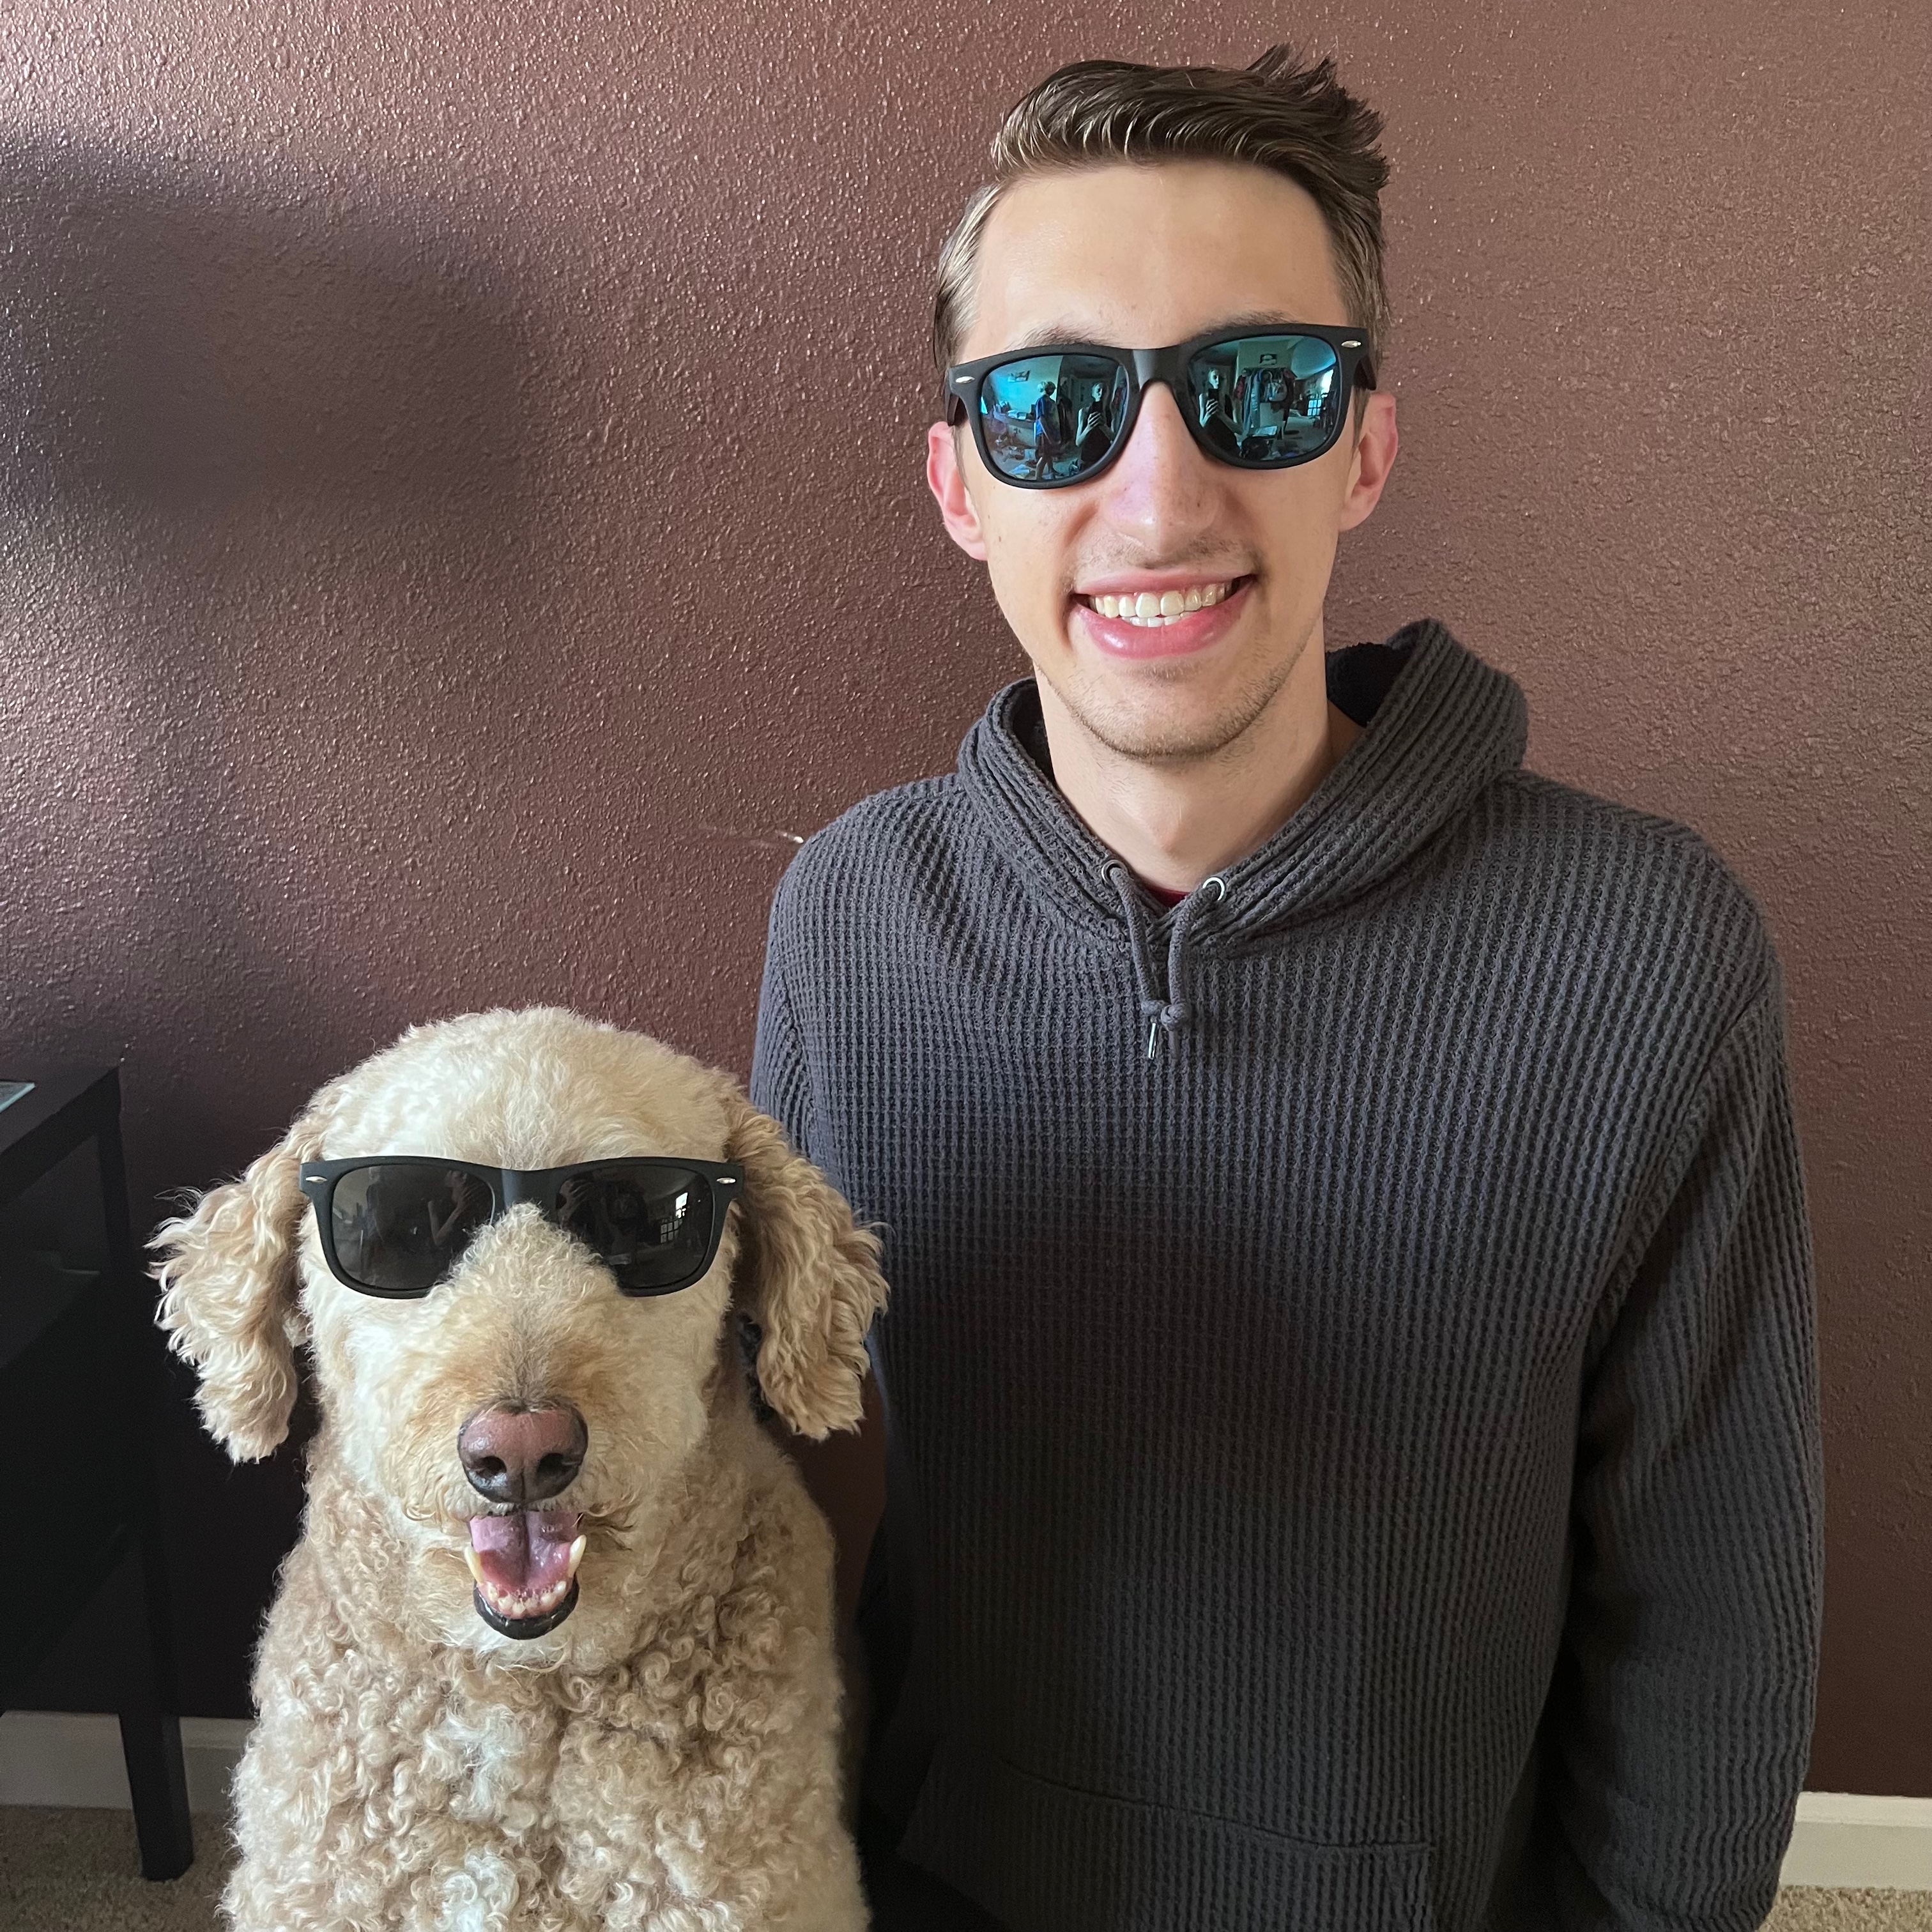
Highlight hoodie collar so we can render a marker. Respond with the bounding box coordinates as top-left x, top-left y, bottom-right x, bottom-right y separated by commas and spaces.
956, 617, 1528, 958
